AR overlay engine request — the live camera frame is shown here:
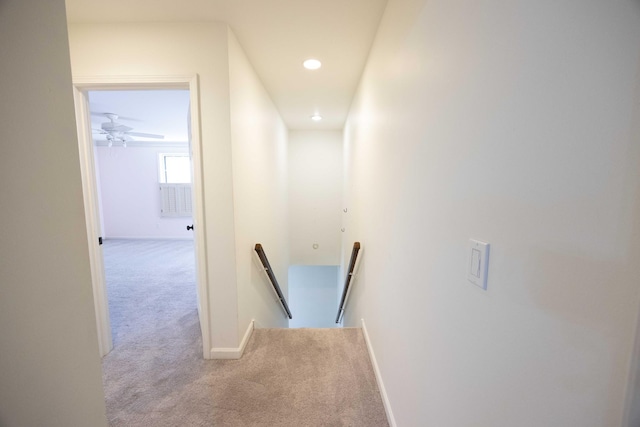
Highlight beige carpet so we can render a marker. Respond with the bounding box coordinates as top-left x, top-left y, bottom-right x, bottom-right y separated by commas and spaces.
102, 240, 388, 426
104, 326, 389, 426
